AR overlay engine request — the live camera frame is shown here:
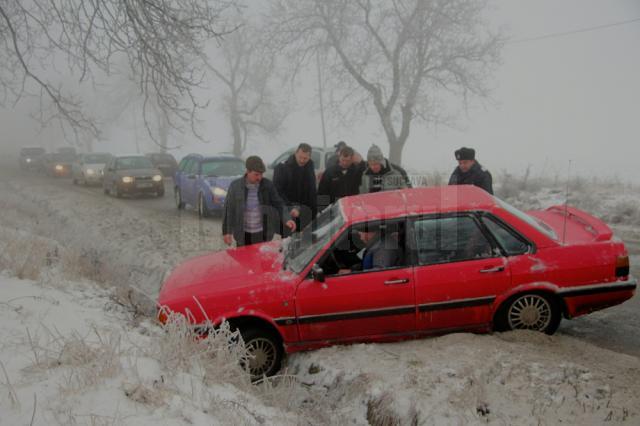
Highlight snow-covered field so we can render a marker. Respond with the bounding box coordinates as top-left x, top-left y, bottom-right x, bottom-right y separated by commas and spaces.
1, 166, 639, 425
